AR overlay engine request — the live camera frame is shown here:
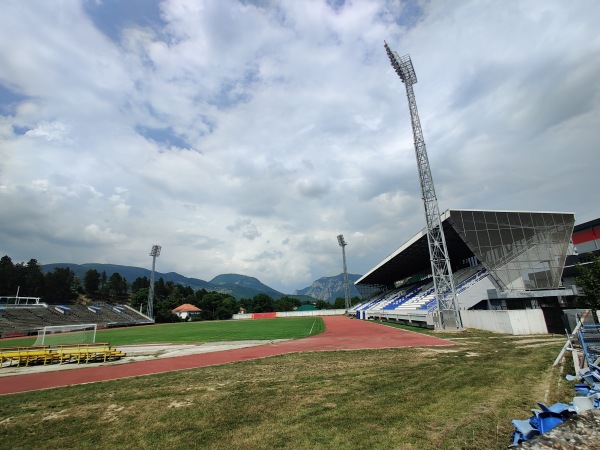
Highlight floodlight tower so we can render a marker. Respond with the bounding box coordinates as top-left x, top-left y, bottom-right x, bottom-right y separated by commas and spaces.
384, 41, 462, 330
337, 234, 351, 311
147, 245, 161, 320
